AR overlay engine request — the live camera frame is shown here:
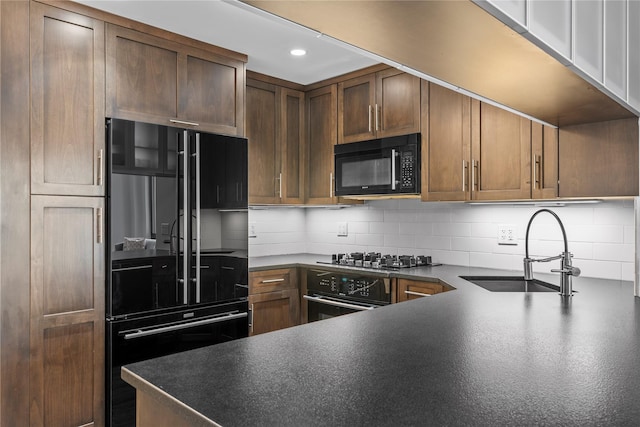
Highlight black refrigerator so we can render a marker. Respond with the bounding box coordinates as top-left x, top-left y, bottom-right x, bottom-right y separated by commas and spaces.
106, 118, 249, 427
